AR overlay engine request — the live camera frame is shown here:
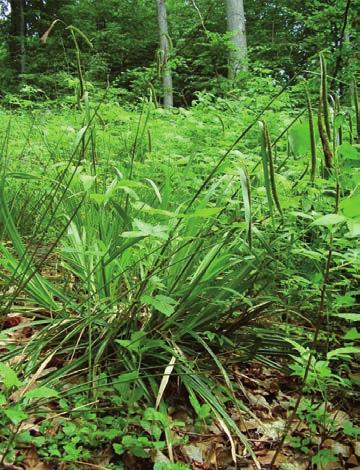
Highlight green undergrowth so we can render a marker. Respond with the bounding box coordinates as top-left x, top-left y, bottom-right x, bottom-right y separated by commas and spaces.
0, 77, 359, 468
